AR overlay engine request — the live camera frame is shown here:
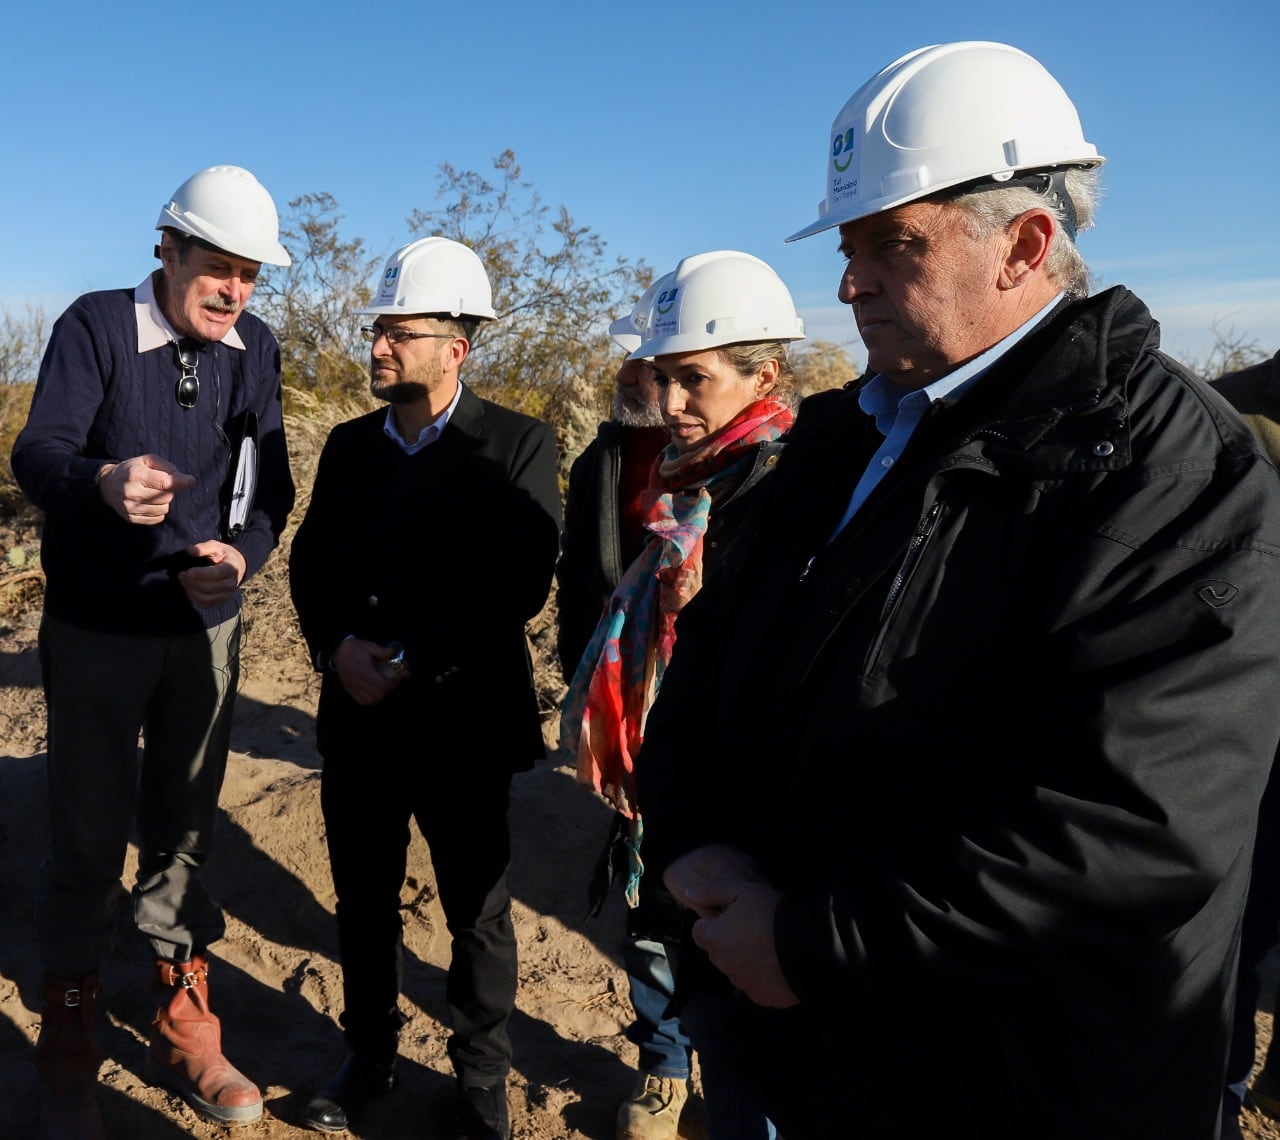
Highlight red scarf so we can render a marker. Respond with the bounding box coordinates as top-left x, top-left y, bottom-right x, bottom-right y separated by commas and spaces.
559, 397, 794, 890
